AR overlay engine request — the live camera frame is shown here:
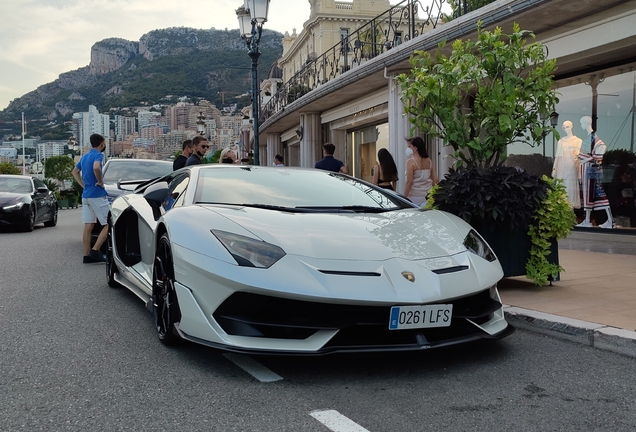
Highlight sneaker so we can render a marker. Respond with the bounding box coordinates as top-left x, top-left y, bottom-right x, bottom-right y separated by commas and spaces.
576, 221, 592, 227
87, 249, 107, 263
599, 220, 614, 229
83, 254, 99, 264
